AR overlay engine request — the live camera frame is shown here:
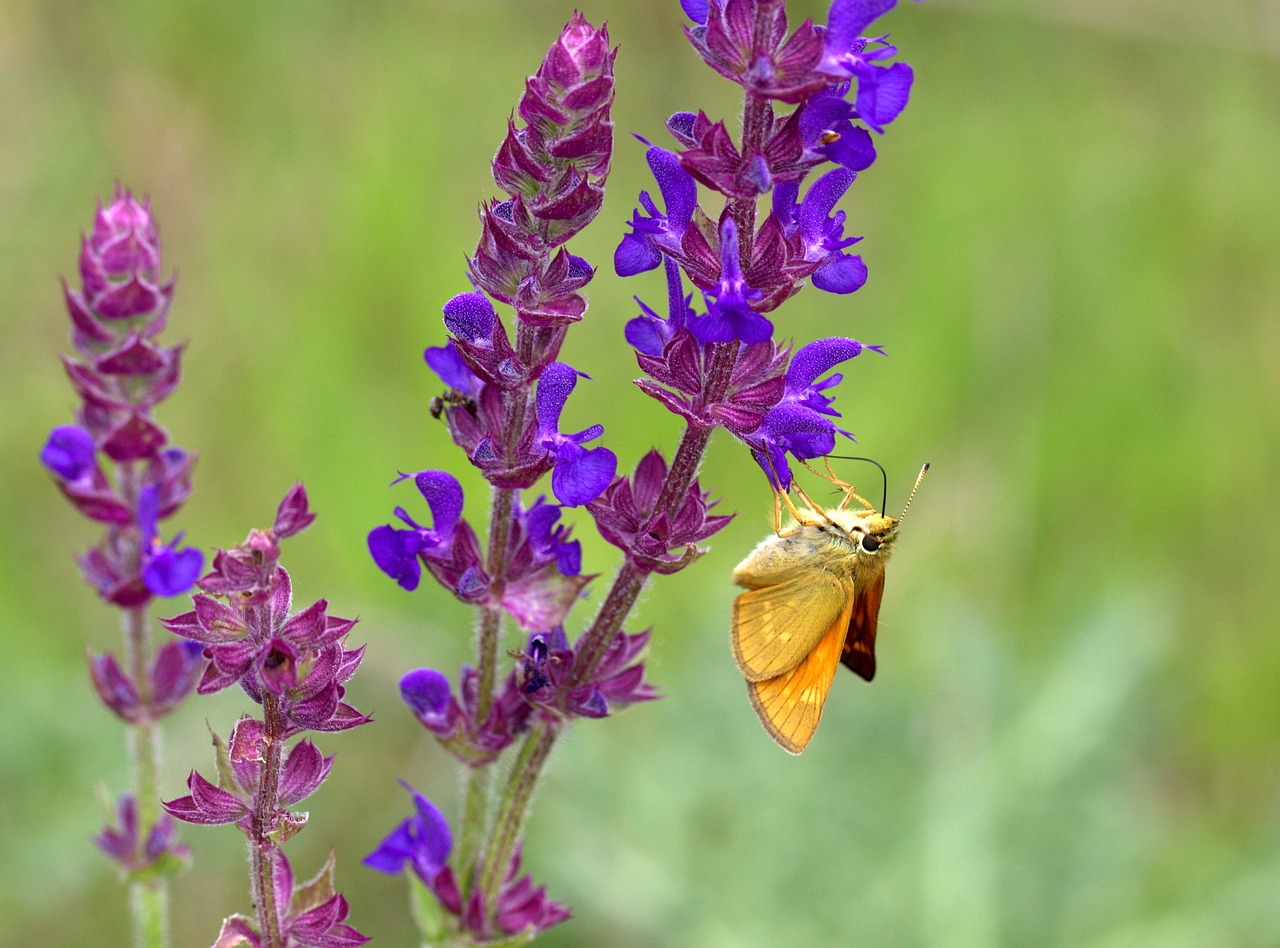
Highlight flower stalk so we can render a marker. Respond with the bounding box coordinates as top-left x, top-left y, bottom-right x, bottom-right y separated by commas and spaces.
160, 486, 371, 946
